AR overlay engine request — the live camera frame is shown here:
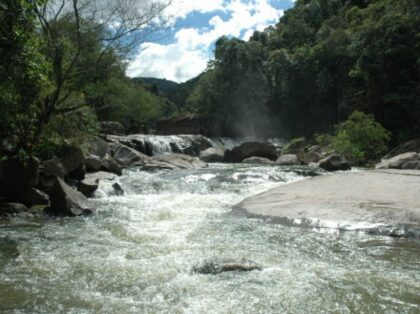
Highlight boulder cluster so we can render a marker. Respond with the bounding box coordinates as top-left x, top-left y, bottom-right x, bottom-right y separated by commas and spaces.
0, 135, 209, 218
